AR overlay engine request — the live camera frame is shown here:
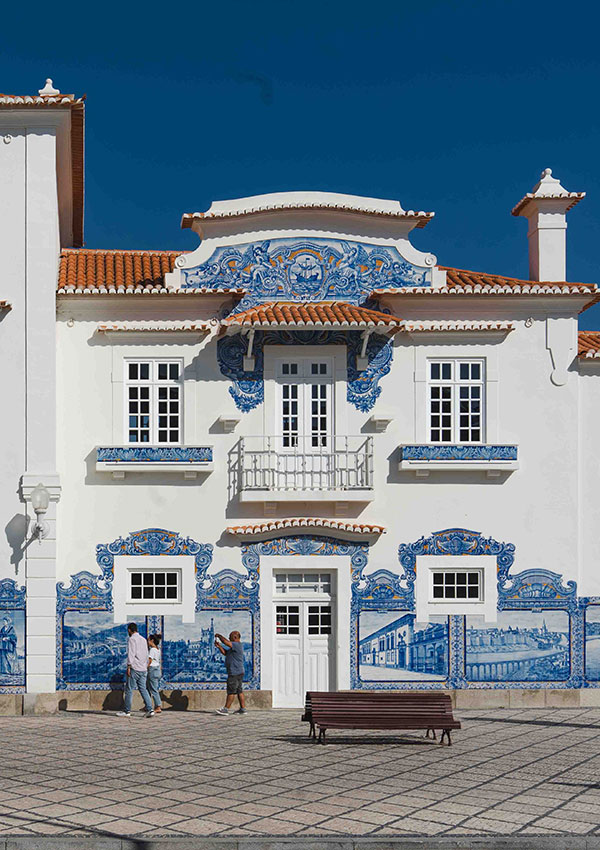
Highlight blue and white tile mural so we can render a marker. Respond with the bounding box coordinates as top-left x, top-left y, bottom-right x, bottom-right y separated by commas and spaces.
62, 612, 146, 686
358, 611, 449, 681
585, 605, 600, 680
465, 610, 570, 682
162, 611, 253, 684
0, 610, 25, 687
